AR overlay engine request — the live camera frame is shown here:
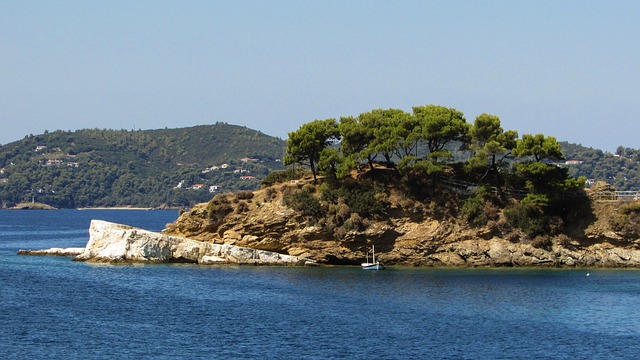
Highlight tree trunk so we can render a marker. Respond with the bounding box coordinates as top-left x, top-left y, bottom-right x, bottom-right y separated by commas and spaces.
310, 158, 318, 184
